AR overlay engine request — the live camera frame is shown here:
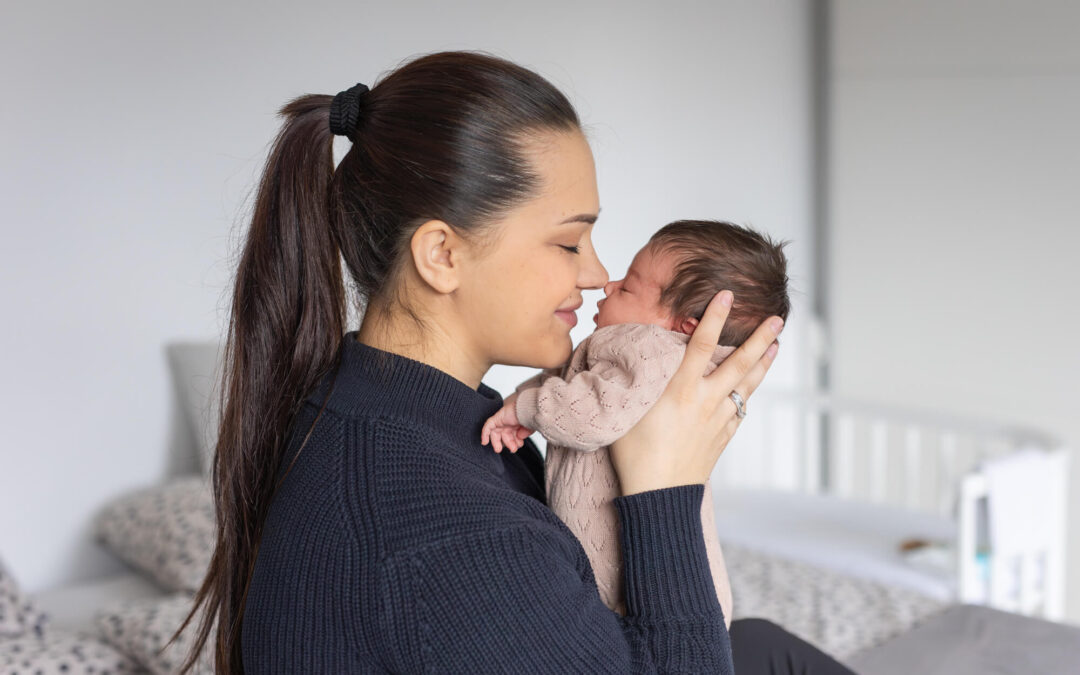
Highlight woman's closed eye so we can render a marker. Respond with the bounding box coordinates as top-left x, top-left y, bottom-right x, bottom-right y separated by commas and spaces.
559, 245, 581, 254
